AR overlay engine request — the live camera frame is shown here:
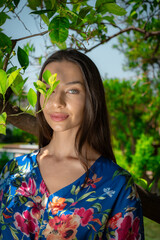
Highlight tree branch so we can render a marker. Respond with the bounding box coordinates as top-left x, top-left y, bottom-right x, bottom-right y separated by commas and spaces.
136, 184, 160, 223
0, 100, 38, 137
84, 26, 160, 53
